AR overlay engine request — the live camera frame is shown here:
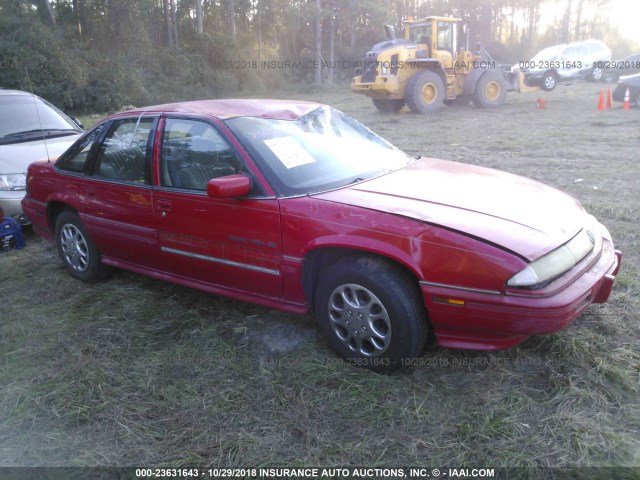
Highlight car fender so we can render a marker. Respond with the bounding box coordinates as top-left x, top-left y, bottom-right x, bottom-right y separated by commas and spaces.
302, 234, 423, 280
297, 235, 425, 310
